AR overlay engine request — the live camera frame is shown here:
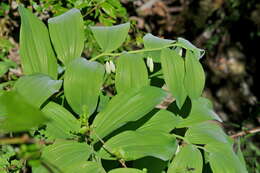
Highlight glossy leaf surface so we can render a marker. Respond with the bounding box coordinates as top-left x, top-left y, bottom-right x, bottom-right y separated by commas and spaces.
48, 8, 84, 65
